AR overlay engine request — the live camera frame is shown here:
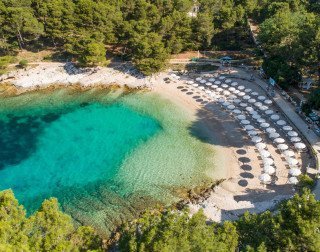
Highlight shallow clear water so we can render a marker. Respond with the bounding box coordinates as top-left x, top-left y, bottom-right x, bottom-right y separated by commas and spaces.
0, 87, 216, 235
